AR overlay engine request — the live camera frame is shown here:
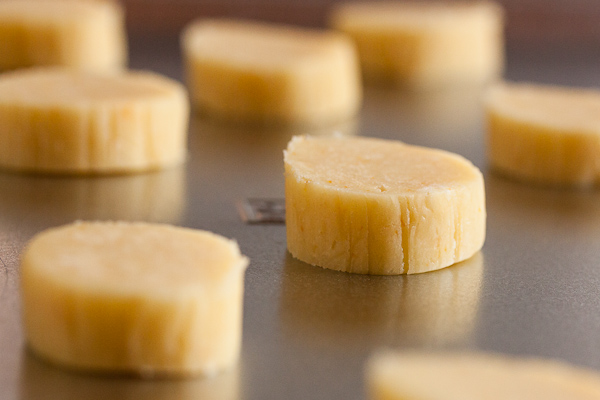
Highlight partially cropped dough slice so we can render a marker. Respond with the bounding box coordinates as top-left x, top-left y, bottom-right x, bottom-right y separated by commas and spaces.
330, 1, 504, 88
0, 68, 189, 174
0, 0, 126, 72
21, 221, 249, 377
284, 135, 485, 275
486, 82, 600, 187
367, 351, 600, 400
181, 19, 362, 125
